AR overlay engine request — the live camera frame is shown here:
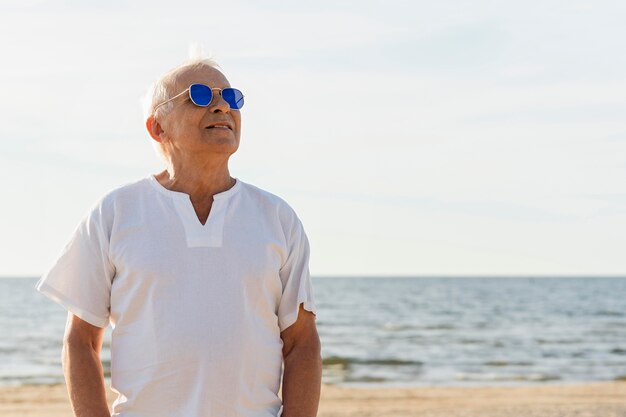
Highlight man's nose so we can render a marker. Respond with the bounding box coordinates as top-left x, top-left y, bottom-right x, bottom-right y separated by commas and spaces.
209, 91, 230, 113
